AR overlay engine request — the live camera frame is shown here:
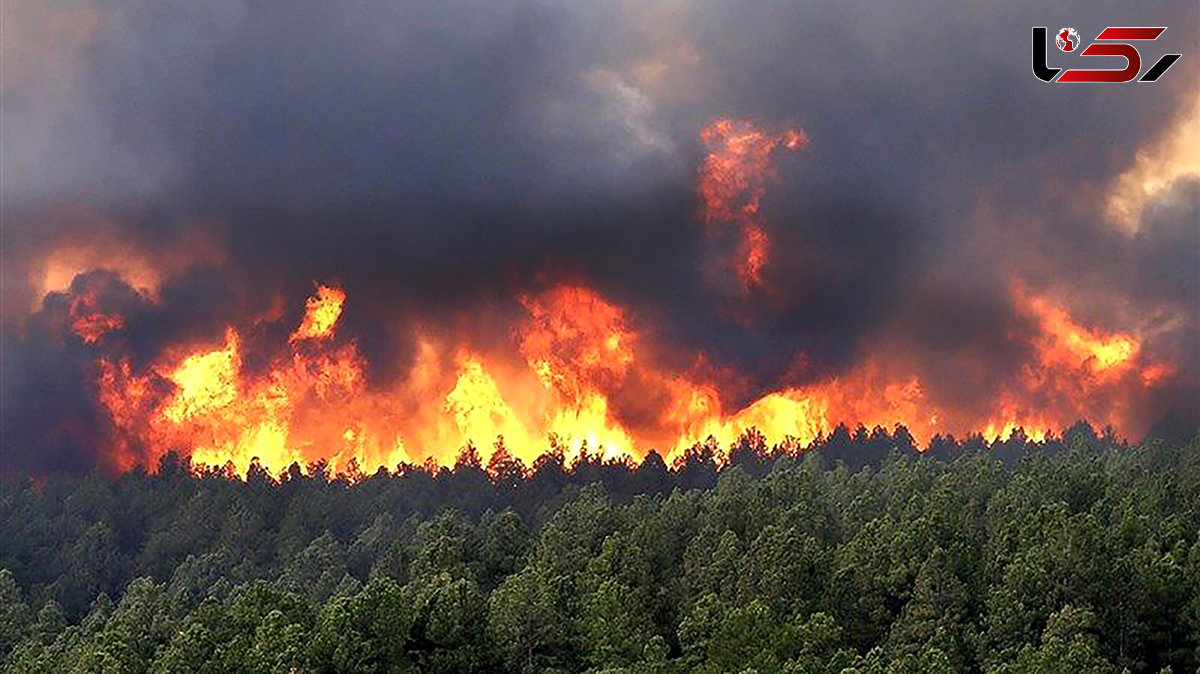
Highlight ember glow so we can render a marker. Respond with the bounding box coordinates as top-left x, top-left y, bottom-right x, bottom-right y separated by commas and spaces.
69, 291, 125, 344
